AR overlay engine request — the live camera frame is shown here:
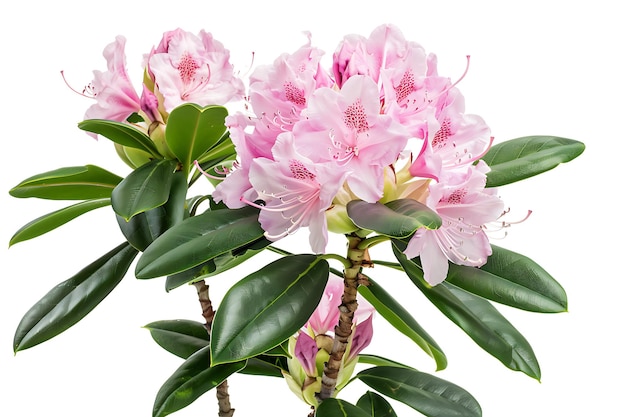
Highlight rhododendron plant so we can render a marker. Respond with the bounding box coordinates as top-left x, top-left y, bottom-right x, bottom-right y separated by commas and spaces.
8, 24, 584, 417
